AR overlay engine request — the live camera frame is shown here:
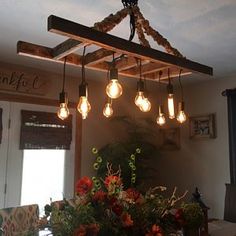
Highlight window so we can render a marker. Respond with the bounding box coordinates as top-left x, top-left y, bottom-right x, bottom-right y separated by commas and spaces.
21, 150, 65, 213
